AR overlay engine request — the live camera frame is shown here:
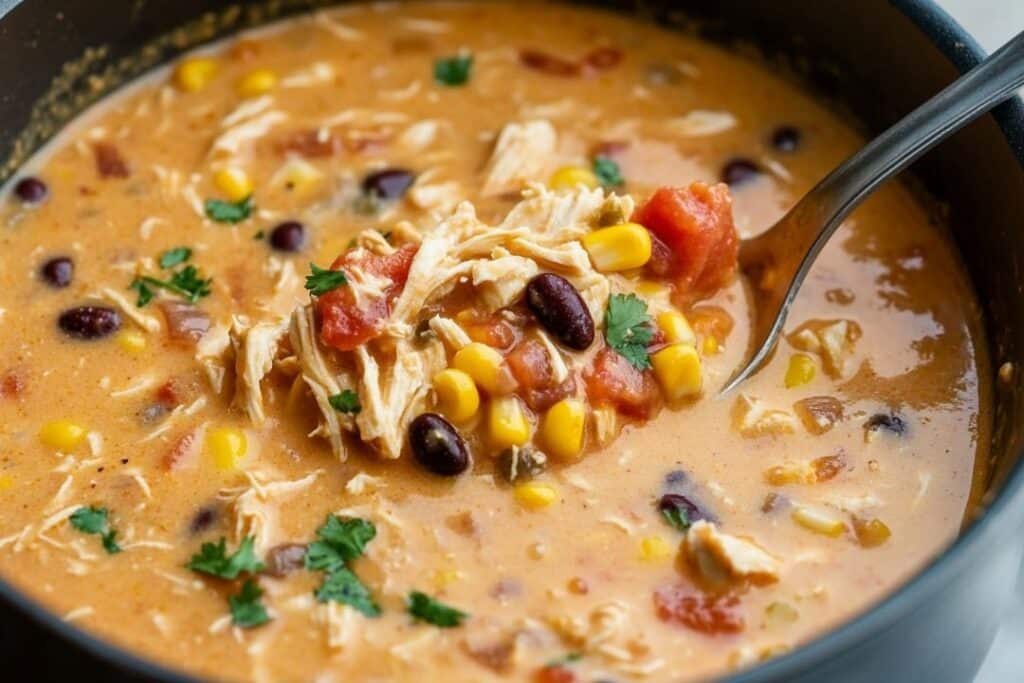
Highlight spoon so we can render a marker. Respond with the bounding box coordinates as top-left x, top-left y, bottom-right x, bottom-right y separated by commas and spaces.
721, 30, 1024, 395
